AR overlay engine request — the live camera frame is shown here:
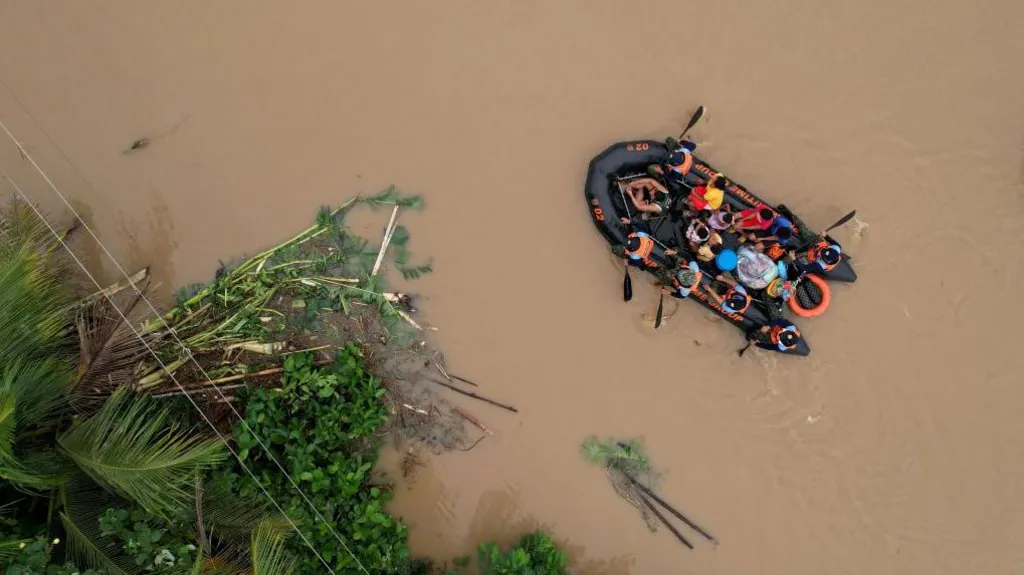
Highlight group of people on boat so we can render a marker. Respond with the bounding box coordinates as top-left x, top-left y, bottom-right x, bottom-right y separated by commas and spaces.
612, 138, 843, 353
